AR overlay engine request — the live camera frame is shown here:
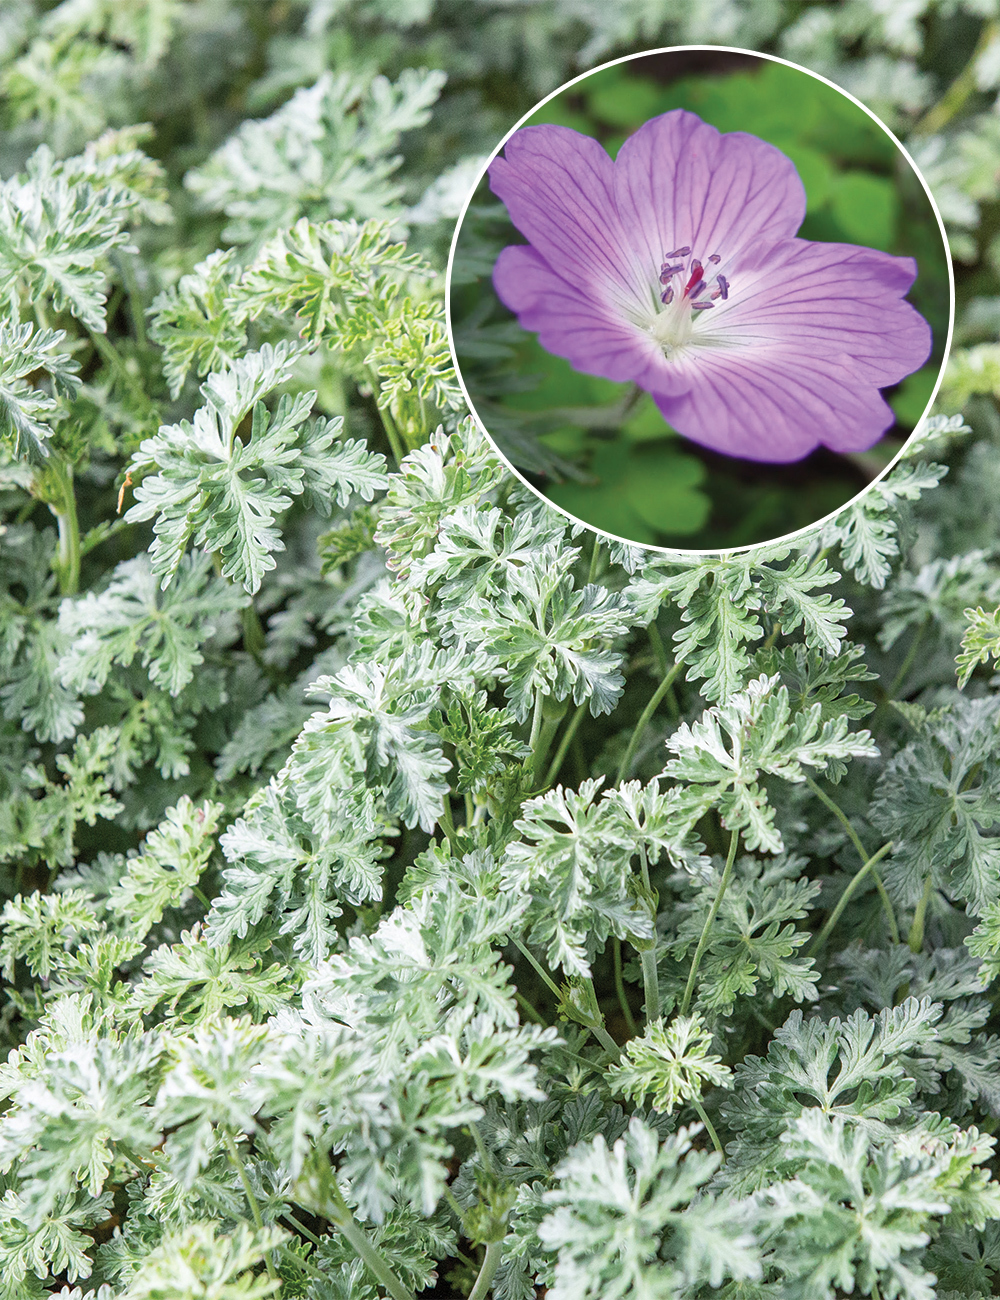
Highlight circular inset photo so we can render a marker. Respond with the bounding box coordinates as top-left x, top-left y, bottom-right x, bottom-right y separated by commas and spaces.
447, 47, 953, 552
